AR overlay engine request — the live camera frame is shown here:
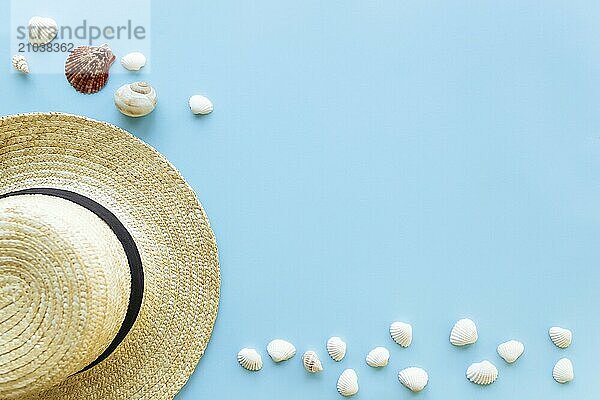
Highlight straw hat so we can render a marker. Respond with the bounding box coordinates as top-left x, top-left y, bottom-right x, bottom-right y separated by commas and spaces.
0, 113, 220, 400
